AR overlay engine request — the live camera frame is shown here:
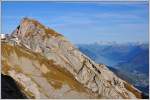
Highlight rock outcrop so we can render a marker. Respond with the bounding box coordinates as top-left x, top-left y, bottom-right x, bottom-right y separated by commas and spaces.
2, 18, 143, 99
